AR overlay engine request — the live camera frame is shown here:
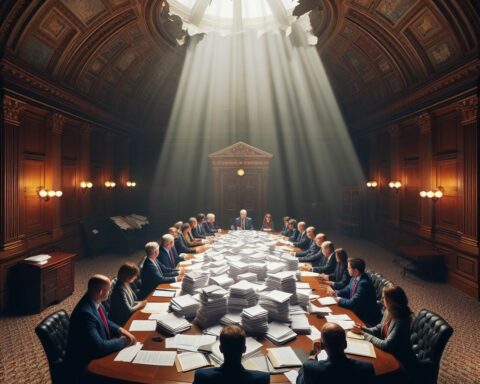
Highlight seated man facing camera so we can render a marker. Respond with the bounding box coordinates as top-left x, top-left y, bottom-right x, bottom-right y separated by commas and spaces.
193, 325, 269, 384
